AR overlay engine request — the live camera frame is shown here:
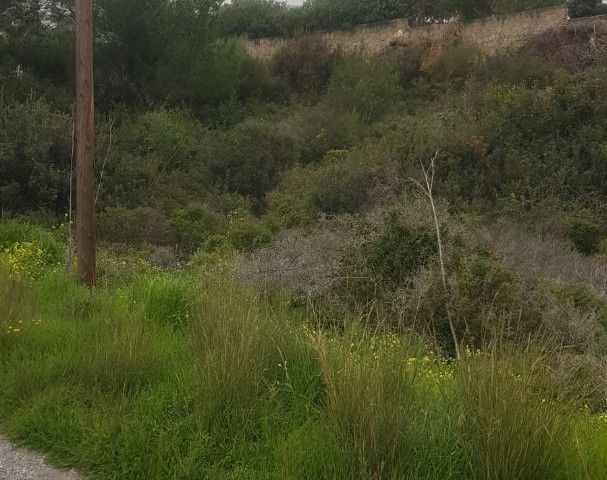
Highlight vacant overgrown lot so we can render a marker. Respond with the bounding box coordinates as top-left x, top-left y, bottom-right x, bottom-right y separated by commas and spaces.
3, 3, 607, 478
0, 221, 605, 480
